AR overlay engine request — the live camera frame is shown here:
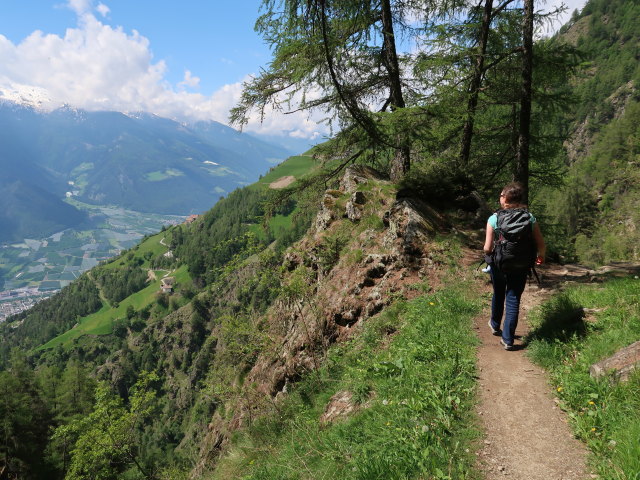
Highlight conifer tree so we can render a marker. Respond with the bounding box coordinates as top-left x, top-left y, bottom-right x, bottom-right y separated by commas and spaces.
231, 0, 447, 181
